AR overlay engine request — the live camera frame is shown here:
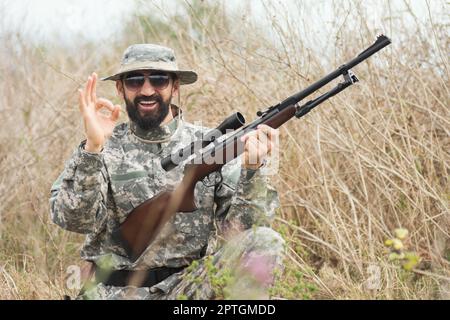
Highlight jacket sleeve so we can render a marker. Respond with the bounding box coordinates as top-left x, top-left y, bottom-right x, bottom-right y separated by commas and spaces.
49, 141, 109, 234
214, 157, 280, 232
